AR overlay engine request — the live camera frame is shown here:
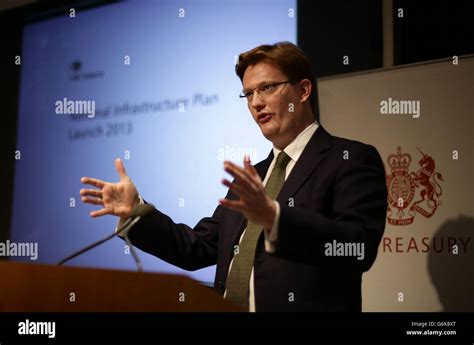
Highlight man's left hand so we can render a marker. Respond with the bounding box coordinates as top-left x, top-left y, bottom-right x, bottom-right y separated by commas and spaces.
219, 155, 276, 232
